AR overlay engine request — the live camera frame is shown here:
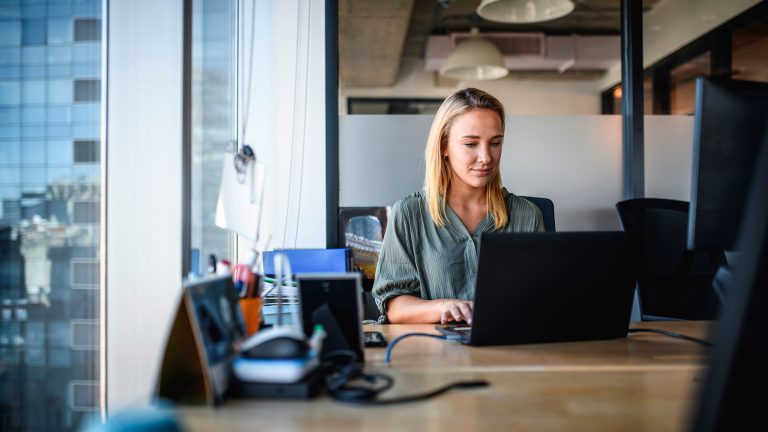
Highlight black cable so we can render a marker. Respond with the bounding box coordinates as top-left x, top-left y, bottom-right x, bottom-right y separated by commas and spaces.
328, 379, 489, 406
320, 334, 489, 405
628, 328, 712, 347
